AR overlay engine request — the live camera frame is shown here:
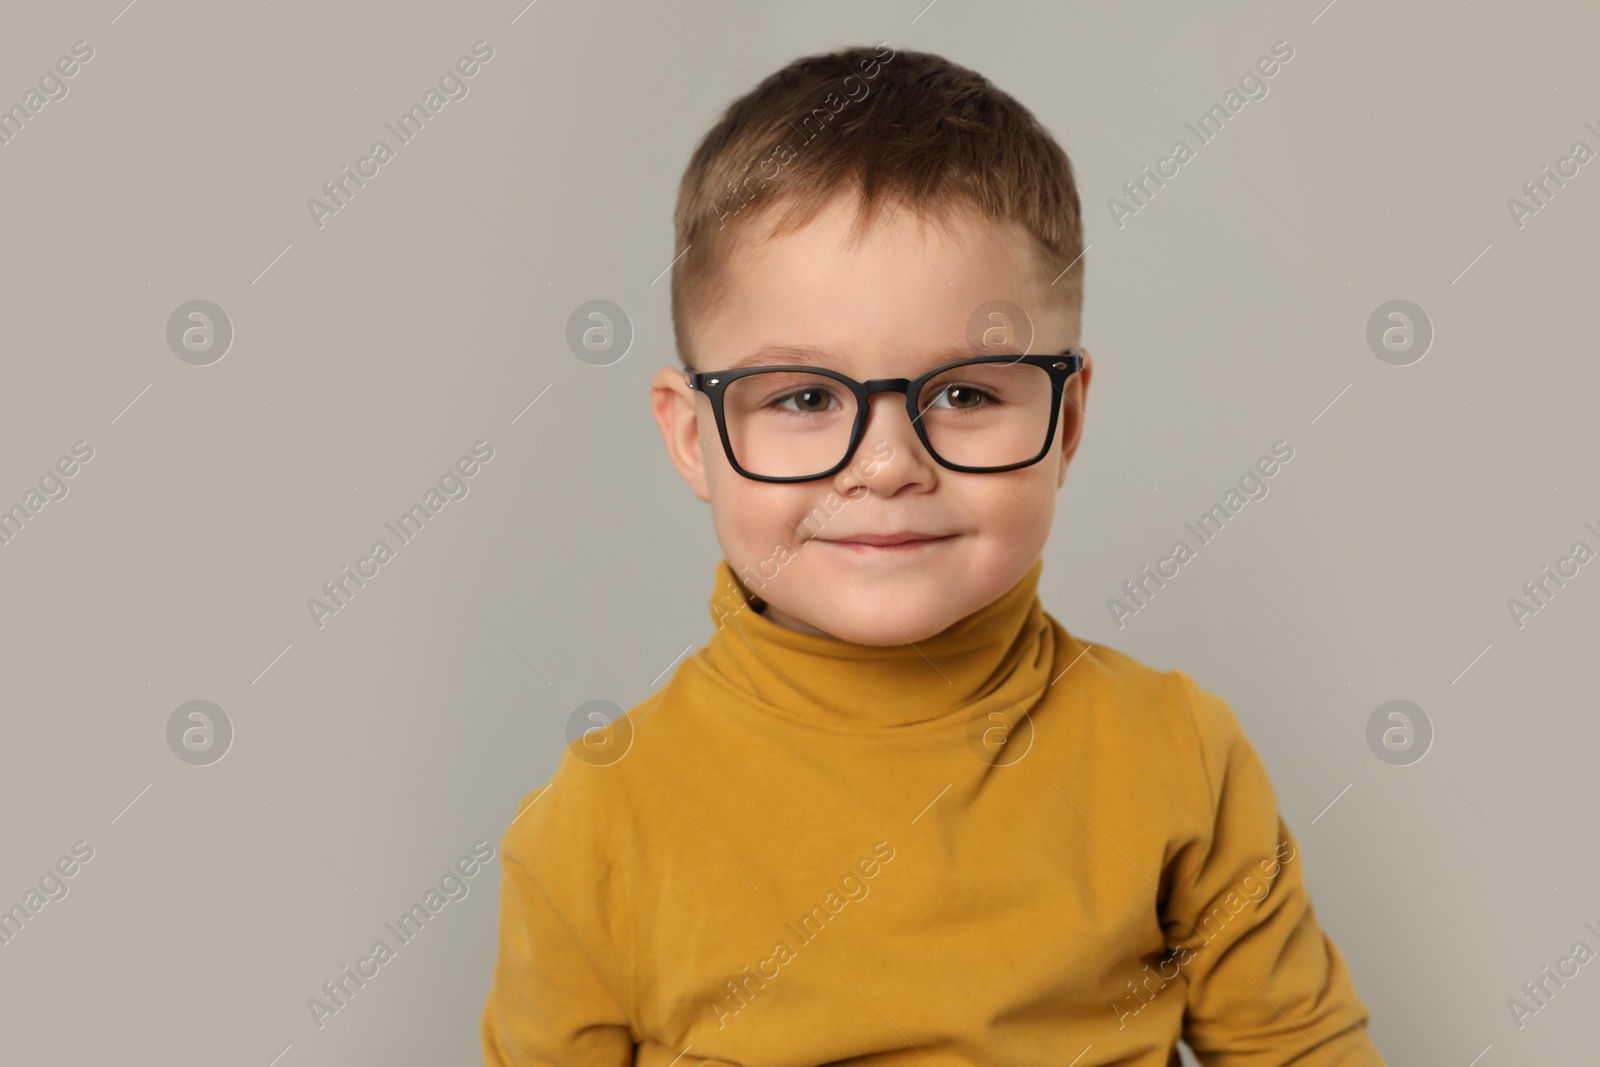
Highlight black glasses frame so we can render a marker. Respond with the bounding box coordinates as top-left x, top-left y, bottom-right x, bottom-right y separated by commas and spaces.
684, 350, 1084, 483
